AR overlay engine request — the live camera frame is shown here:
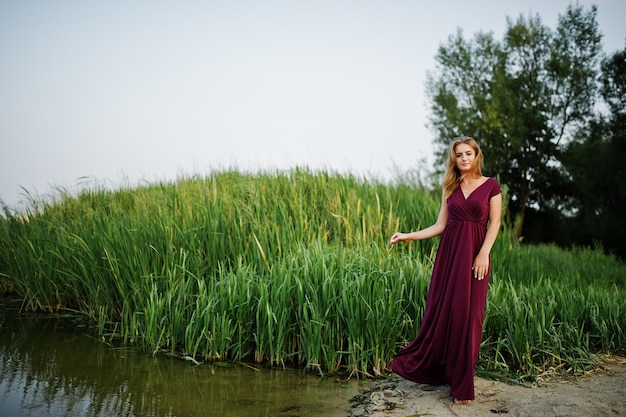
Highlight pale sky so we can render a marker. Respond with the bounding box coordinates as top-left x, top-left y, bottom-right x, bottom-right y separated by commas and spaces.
1, 1, 624, 209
